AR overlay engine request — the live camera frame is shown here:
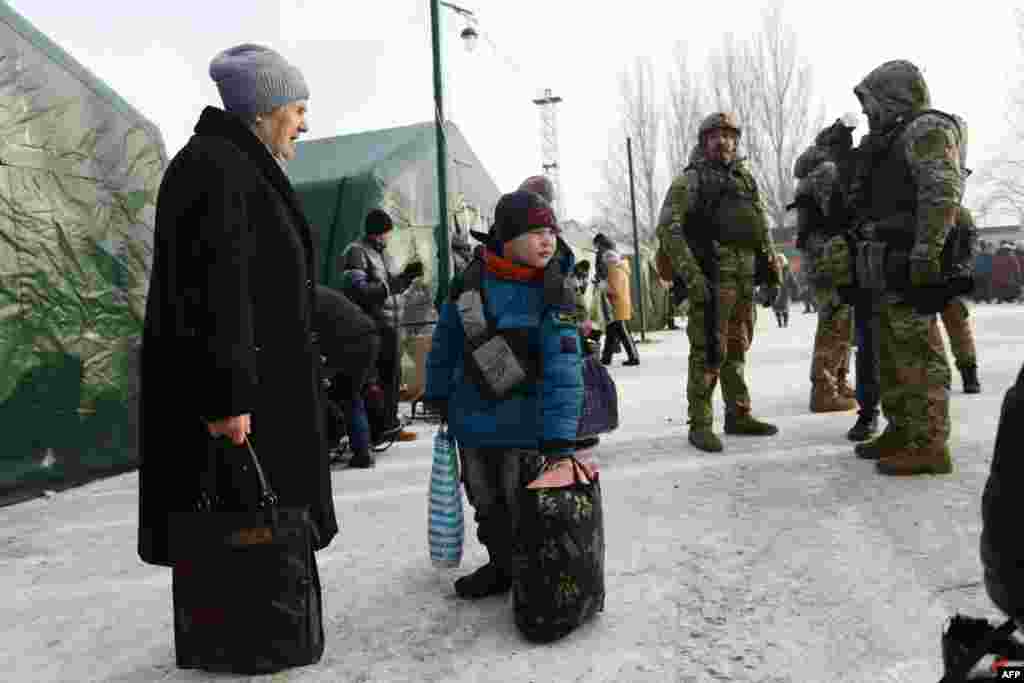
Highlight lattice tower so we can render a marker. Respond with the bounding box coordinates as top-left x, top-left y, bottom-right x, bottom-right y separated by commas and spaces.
532, 88, 564, 217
